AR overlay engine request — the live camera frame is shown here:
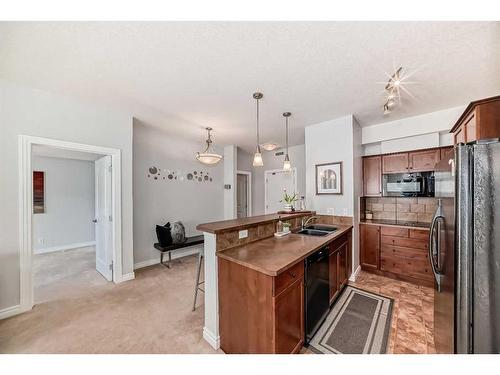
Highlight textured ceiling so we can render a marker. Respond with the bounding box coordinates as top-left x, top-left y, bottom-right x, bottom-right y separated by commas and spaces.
1, 22, 499, 152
